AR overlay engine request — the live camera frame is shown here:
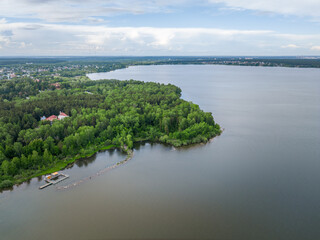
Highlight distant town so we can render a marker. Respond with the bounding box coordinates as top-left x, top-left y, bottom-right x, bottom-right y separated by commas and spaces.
0, 62, 124, 80
1, 56, 320, 81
